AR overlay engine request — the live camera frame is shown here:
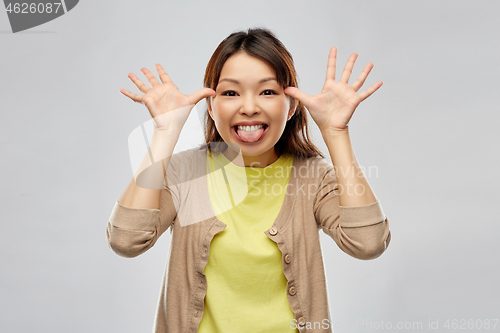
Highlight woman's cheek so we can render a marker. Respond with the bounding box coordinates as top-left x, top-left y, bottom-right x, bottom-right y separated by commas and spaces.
214, 99, 237, 115
269, 99, 290, 119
